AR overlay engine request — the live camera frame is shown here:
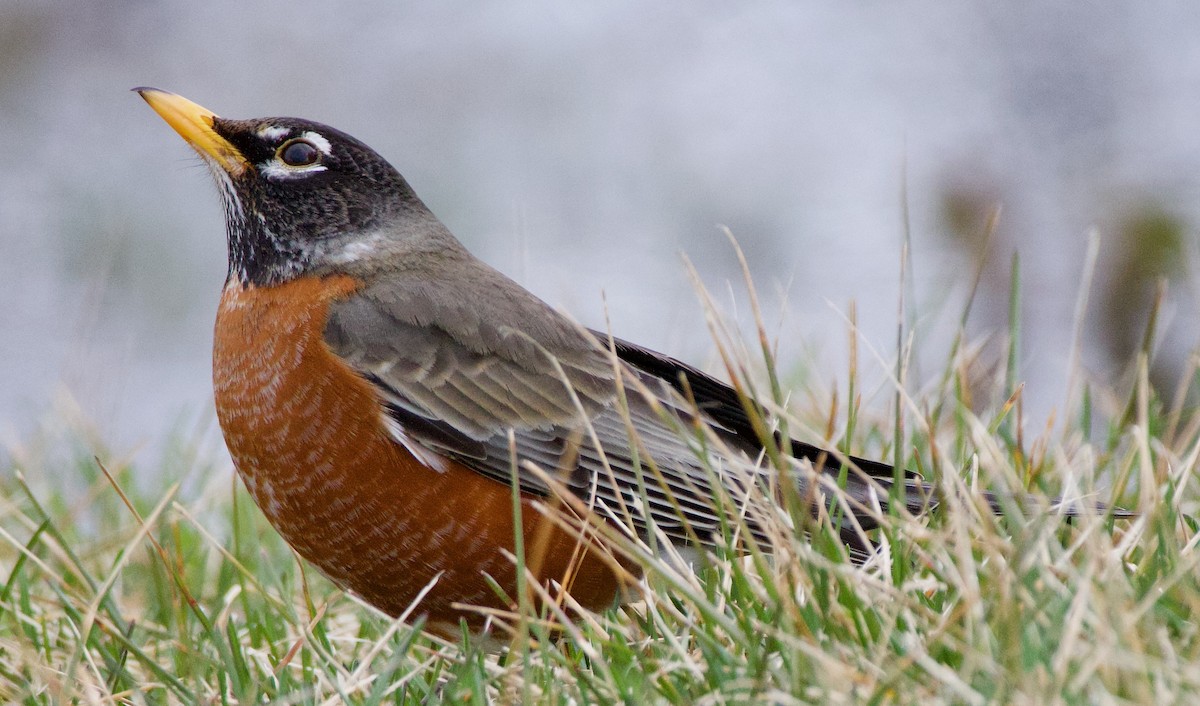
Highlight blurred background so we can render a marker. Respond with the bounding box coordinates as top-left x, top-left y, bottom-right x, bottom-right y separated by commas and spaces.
1, 1, 1198, 468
